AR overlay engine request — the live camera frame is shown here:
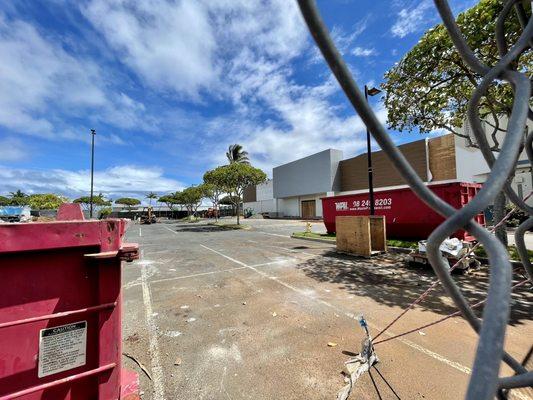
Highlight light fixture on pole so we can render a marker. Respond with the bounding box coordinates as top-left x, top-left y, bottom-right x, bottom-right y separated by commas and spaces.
364, 85, 381, 216
89, 129, 96, 219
